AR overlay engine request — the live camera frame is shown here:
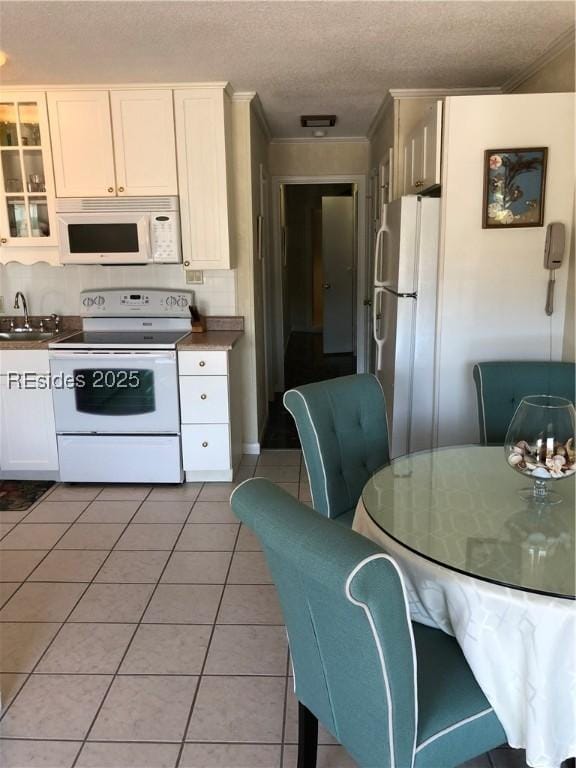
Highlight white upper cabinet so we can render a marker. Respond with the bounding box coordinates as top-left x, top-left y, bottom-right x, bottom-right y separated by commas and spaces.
48, 88, 178, 197
0, 92, 58, 248
174, 87, 232, 270
401, 100, 443, 195
110, 90, 177, 196
47, 90, 116, 197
